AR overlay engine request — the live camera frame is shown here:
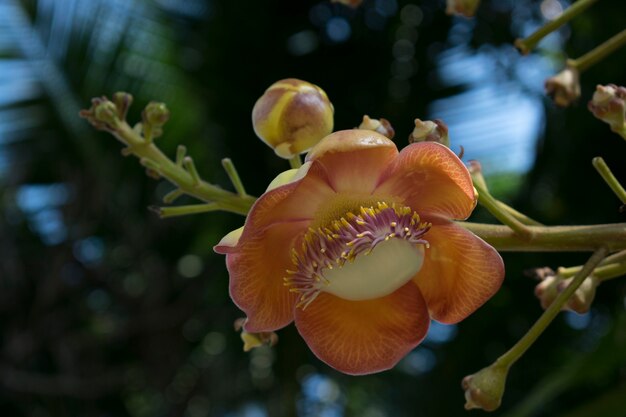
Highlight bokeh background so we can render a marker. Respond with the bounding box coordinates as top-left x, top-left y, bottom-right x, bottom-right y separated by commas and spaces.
1, 0, 625, 416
